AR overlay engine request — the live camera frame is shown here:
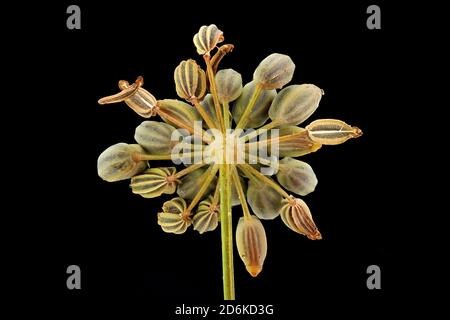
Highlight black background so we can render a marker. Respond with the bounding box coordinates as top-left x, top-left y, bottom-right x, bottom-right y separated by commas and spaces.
15, 0, 415, 317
